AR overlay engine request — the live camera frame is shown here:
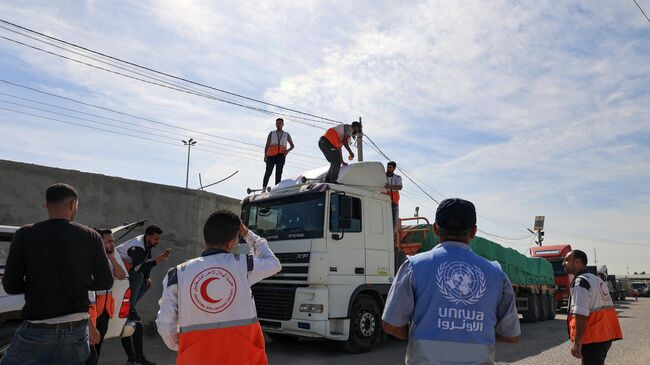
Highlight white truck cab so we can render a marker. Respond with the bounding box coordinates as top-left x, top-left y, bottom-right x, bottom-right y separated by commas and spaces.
242, 162, 395, 352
